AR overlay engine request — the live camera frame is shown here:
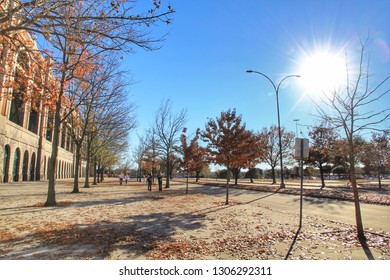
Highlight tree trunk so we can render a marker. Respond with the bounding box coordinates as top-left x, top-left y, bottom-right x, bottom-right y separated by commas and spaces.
377, 169, 382, 189
84, 155, 90, 188
72, 144, 81, 193
84, 137, 91, 188
225, 167, 230, 205
45, 152, 57, 206
97, 169, 100, 183
349, 150, 366, 241
165, 153, 170, 188
93, 159, 97, 185
44, 98, 62, 206
271, 166, 276, 184
36, 133, 43, 180
100, 170, 104, 182
319, 162, 326, 189
231, 168, 240, 185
